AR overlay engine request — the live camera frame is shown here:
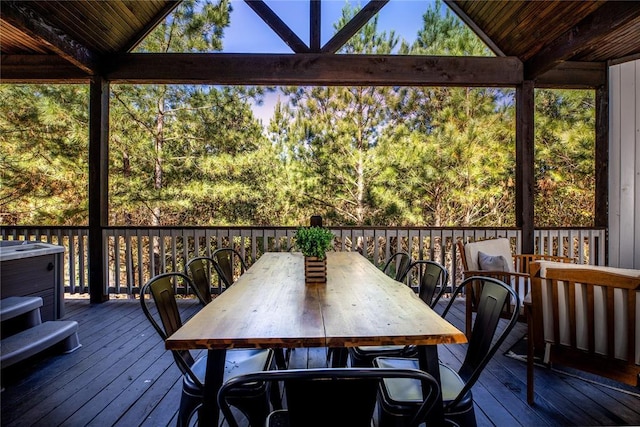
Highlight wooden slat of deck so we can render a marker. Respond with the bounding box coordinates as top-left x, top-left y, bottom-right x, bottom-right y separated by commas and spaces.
2, 297, 639, 427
